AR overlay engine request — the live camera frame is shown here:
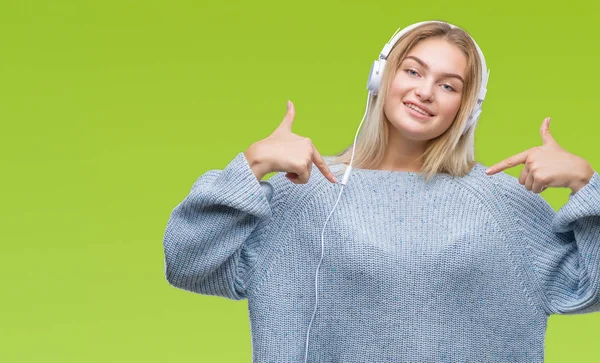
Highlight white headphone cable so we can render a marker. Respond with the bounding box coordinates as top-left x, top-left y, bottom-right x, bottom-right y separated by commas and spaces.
303, 90, 373, 363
